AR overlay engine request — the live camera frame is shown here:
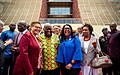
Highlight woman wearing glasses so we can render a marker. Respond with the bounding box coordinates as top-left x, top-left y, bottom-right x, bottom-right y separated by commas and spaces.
13, 22, 42, 75
57, 24, 82, 75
